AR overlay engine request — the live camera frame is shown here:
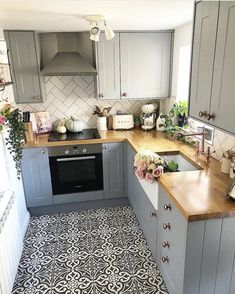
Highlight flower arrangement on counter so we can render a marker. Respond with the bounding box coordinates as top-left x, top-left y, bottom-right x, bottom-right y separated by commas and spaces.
134, 150, 179, 183
0, 99, 25, 178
